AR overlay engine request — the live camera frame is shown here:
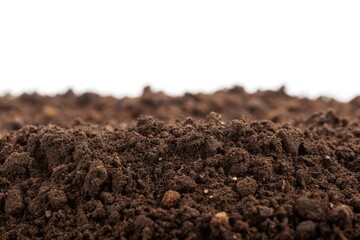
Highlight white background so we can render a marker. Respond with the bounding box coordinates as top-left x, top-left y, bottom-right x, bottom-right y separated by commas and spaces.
1, 1, 359, 101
